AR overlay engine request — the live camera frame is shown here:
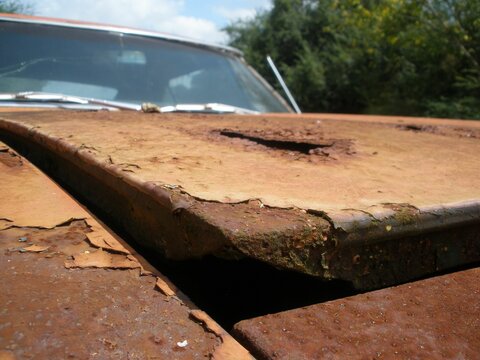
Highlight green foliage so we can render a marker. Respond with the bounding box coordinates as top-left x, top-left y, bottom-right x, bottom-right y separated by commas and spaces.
225, 0, 480, 119
0, 0, 32, 14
